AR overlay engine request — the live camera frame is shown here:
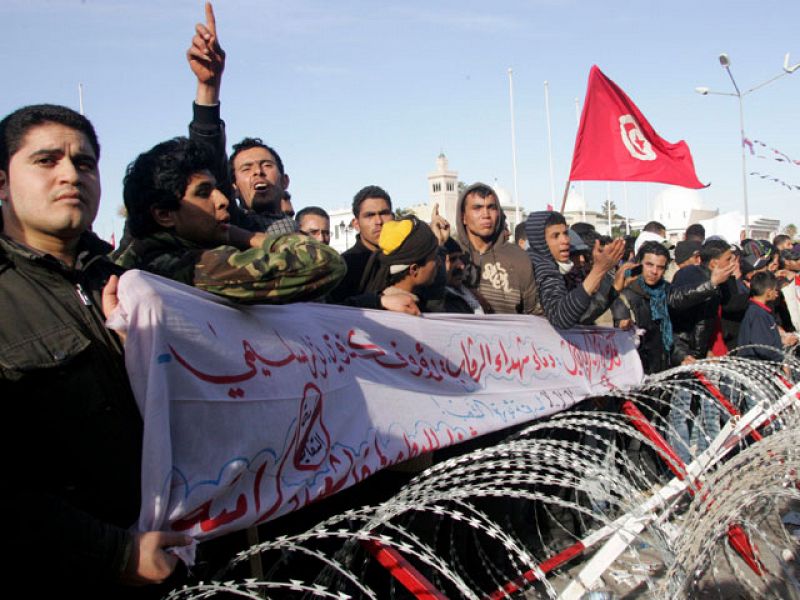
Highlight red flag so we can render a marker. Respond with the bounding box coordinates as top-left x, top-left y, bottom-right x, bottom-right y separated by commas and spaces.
568, 65, 706, 188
